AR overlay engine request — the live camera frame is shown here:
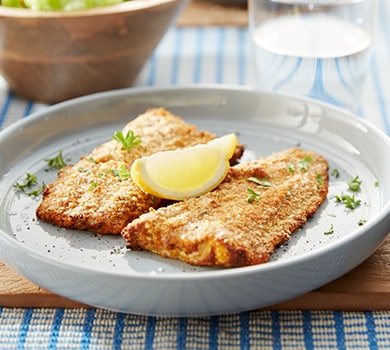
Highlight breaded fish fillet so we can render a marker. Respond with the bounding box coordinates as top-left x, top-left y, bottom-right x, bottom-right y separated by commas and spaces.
121, 148, 329, 267
36, 108, 243, 234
